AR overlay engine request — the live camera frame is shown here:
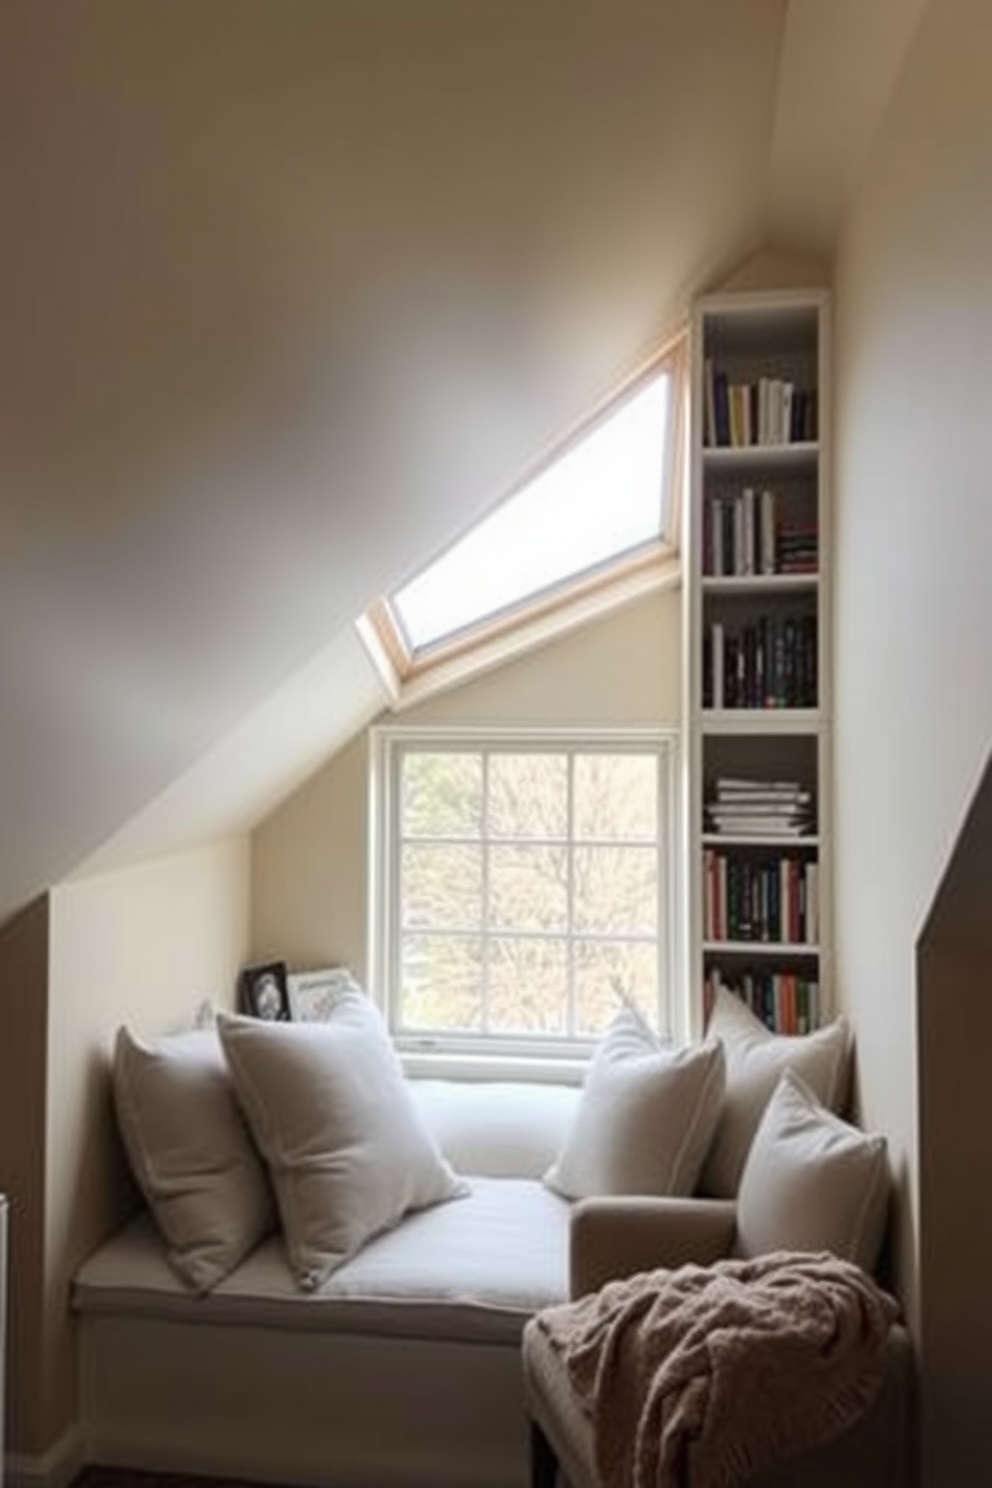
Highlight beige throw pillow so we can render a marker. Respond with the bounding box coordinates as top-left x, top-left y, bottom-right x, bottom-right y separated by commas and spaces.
217, 994, 466, 1291
735, 1069, 889, 1272
113, 1026, 275, 1292
544, 1002, 726, 1200
701, 987, 851, 1198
